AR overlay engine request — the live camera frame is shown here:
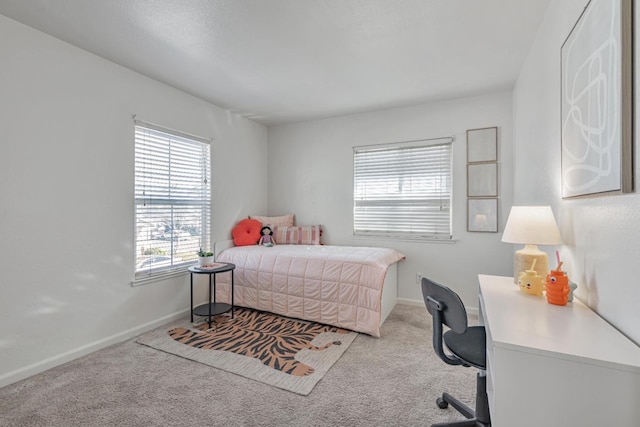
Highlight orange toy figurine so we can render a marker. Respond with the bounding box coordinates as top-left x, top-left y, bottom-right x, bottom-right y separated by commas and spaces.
518, 259, 545, 296
546, 258, 570, 306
